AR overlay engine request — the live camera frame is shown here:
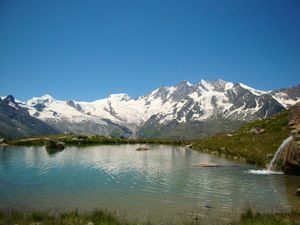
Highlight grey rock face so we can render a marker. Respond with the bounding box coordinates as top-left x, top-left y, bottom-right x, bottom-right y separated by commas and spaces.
272, 84, 300, 101
0, 95, 61, 139
66, 100, 83, 112
137, 81, 299, 138
271, 84, 300, 108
